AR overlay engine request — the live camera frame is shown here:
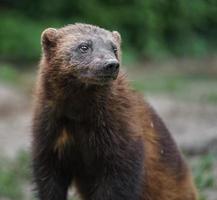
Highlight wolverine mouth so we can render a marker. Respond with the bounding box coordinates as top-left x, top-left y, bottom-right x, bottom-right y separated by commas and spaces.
97, 68, 119, 80
89, 76, 115, 85
79, 74, 117, 85
75, 69, 119, 85
98, 74, 117, 80
104, 76, 118, 81
96, 70, 119, 83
